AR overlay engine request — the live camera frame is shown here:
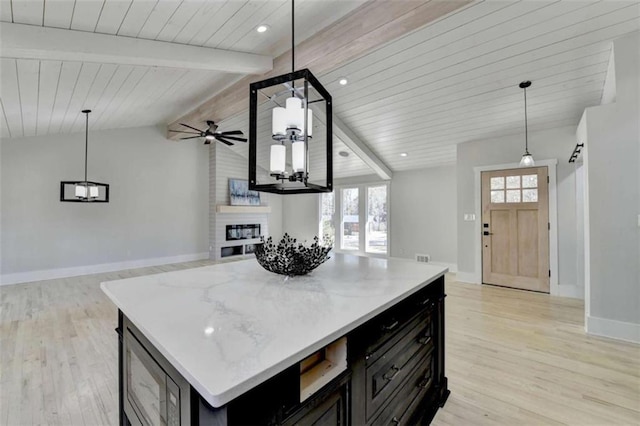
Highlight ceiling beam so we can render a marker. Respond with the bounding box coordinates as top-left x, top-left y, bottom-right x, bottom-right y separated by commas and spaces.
0, 23, 273, 74
311, 107, 392, 180
332, 116, 393, 181
167, 0, 472, 137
